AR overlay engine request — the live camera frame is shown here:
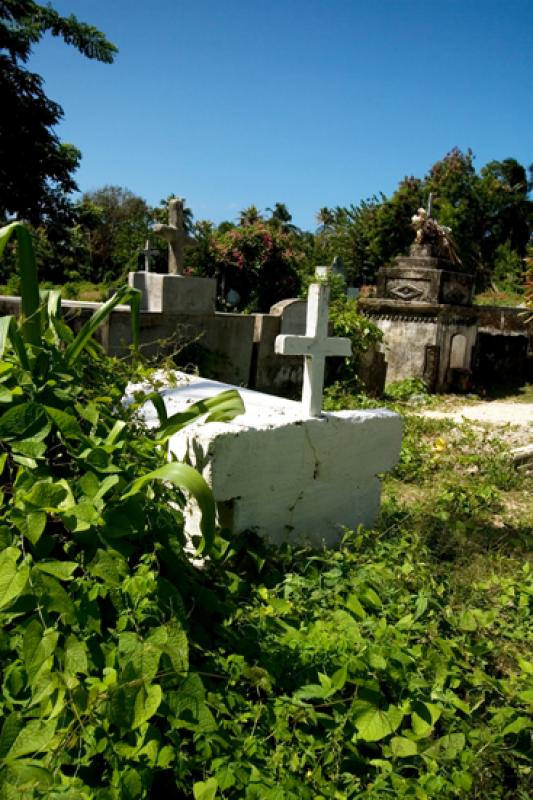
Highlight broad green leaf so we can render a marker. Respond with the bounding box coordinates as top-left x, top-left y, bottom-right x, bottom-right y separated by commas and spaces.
31, 569, 76, 623
144, 391, 167, 425
161, 618, 189, 674
23, 480, 67, 510
155, 389, 245, 441
193, 777, 218, 800
518, 689, 533, 704
0, 713, 23, 760
390, 736, 418, 757
106, 420, 126, 445
368, 649, 387, 670
122, 462, 216, 554
0, 385, 11, 403
64, 635, 88, 688
23, 621, 58, 686
79, 471, 100, 498
424, 732, 466, 759
411, 701, 442, 738
294, 682, 334, 701
0, 403, 48, 441
44, 406, 84, 441
5, 718, 57, 760
502, 716, 532, 736
354, 703, 404, 742
64, 285, 141, 366
35, 561, 78, 581
452, 771, 473, 791
125, 639, 162, 684
121, 768, 143, 798
3, 762, 54, 792
0, 223, 41, 346
76, 401, 99, 427
61, 499, 101, 532
132, 683, 162, 729
0, 547, 30, 610
89, 549, 128, 586
458, 609, 477, 631
345, 593, 366, 619
11, 437, 47, 459
331, 665, 348, 691
17, 510, 46, 544
166, 672, 206, 719
0, 316, 29, 370
93, 474, 119, 503
360, 584, 382, 608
